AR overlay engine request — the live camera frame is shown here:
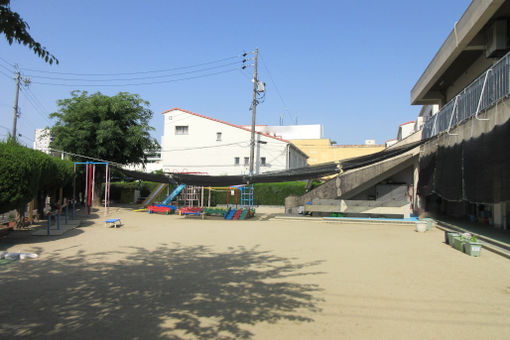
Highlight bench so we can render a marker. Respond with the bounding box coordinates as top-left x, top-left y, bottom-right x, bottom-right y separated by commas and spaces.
105, 218, 121, 228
